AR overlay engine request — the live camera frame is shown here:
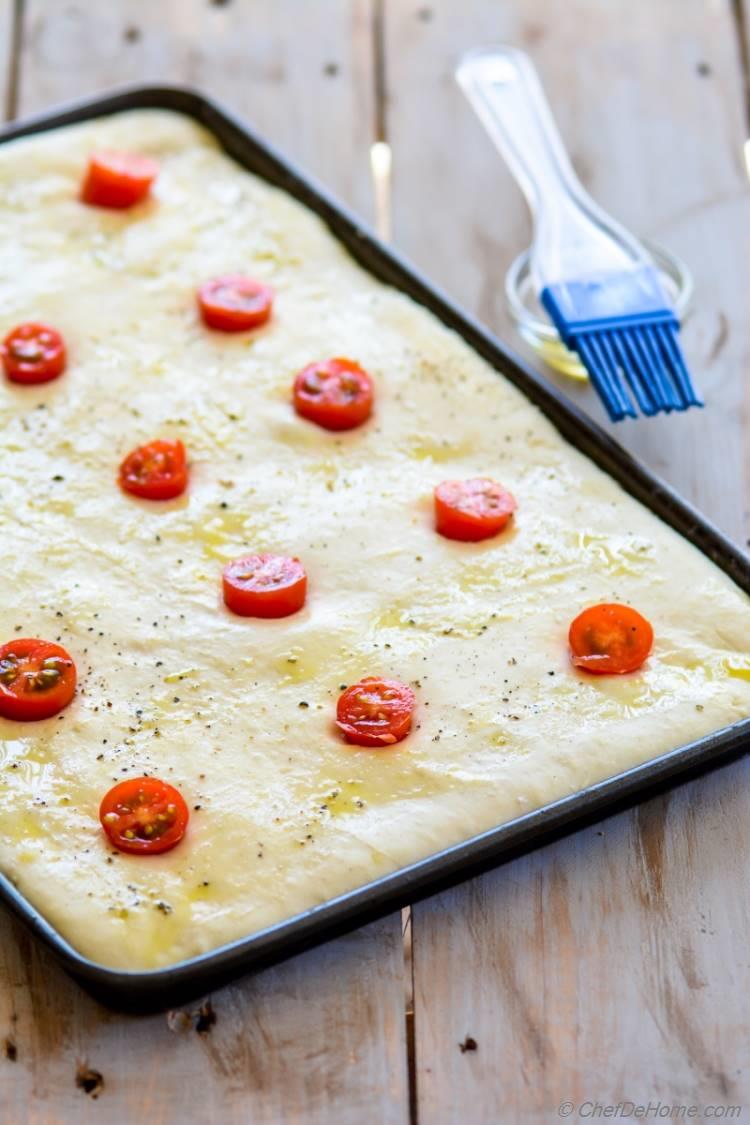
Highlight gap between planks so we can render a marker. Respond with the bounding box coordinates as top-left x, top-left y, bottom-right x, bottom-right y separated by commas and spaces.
369, 8, 420, 1122
2, 0, 23, 121
730, 0, 750, 130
